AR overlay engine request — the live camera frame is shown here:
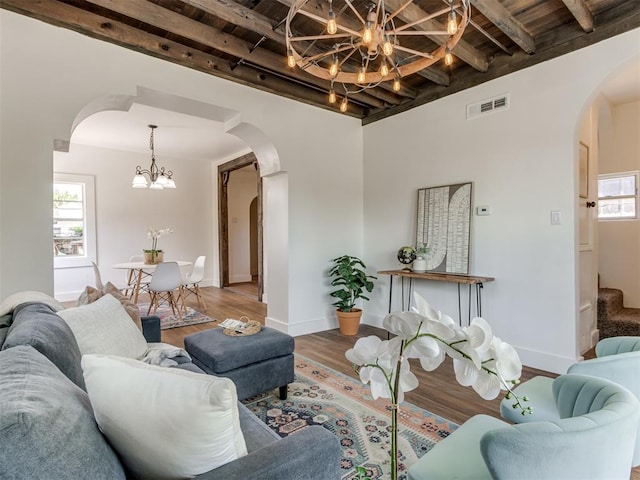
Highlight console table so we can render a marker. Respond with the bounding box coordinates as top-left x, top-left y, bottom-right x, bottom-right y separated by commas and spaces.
377, 270, 495, 325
